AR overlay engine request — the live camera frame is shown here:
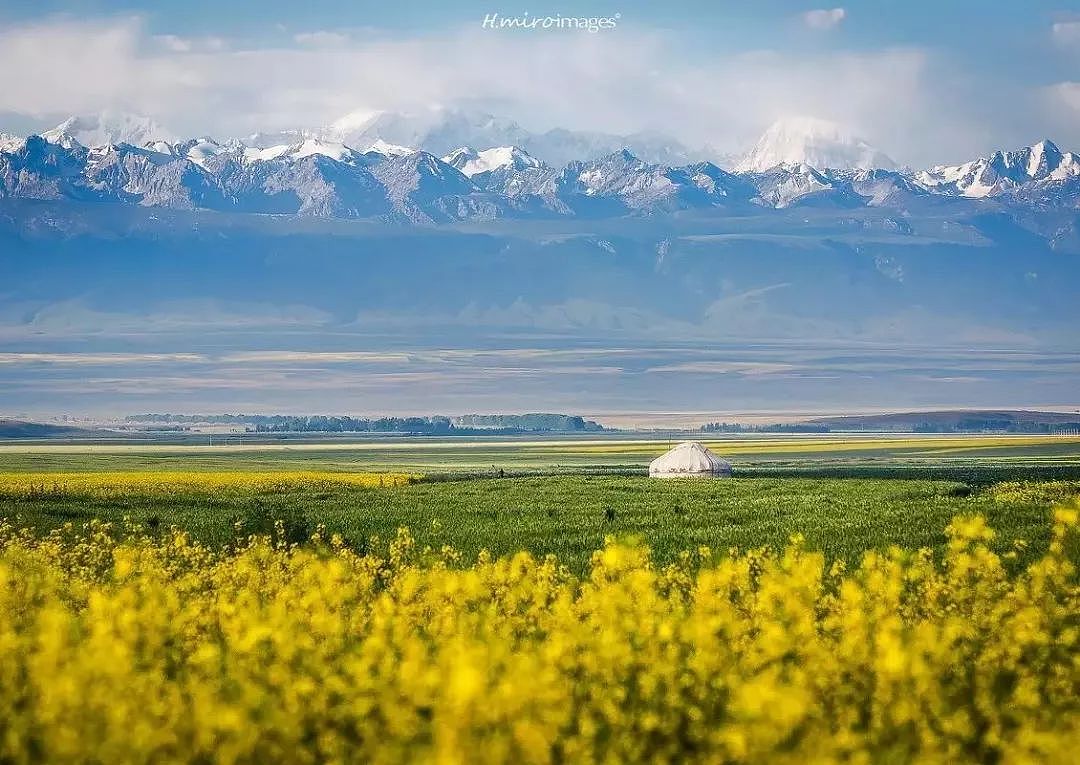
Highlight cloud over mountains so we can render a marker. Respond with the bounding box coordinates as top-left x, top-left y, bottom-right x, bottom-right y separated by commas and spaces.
1, 15, 1076, 167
